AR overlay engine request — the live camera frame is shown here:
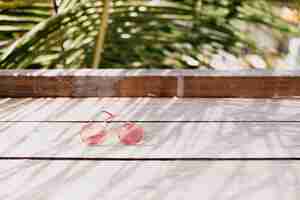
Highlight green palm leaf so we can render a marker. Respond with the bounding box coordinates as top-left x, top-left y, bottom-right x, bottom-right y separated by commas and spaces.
0, 0, 52, 56
0, 0, 299, 69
